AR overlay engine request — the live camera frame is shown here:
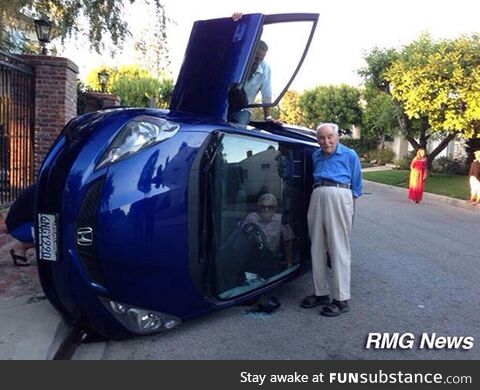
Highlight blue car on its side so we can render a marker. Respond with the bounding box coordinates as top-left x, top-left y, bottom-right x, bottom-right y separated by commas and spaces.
35, 13, 319, 339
